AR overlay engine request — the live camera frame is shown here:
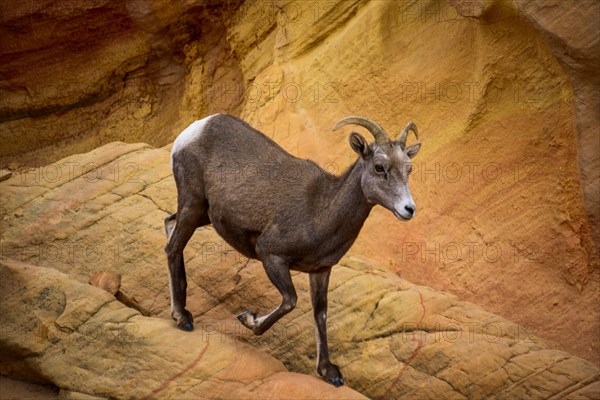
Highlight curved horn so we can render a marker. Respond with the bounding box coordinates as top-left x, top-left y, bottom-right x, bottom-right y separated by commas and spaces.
397, 121, 418, 147
333, 116, 390, 147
